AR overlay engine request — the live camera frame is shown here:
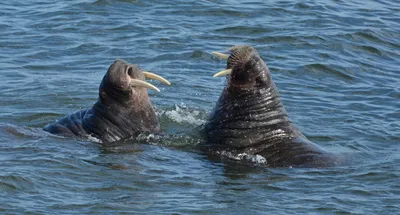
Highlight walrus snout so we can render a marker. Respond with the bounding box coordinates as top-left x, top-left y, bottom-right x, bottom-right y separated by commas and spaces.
129, 69, 171, 93
108, 60, 171, 93
125, 65, 160, 92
